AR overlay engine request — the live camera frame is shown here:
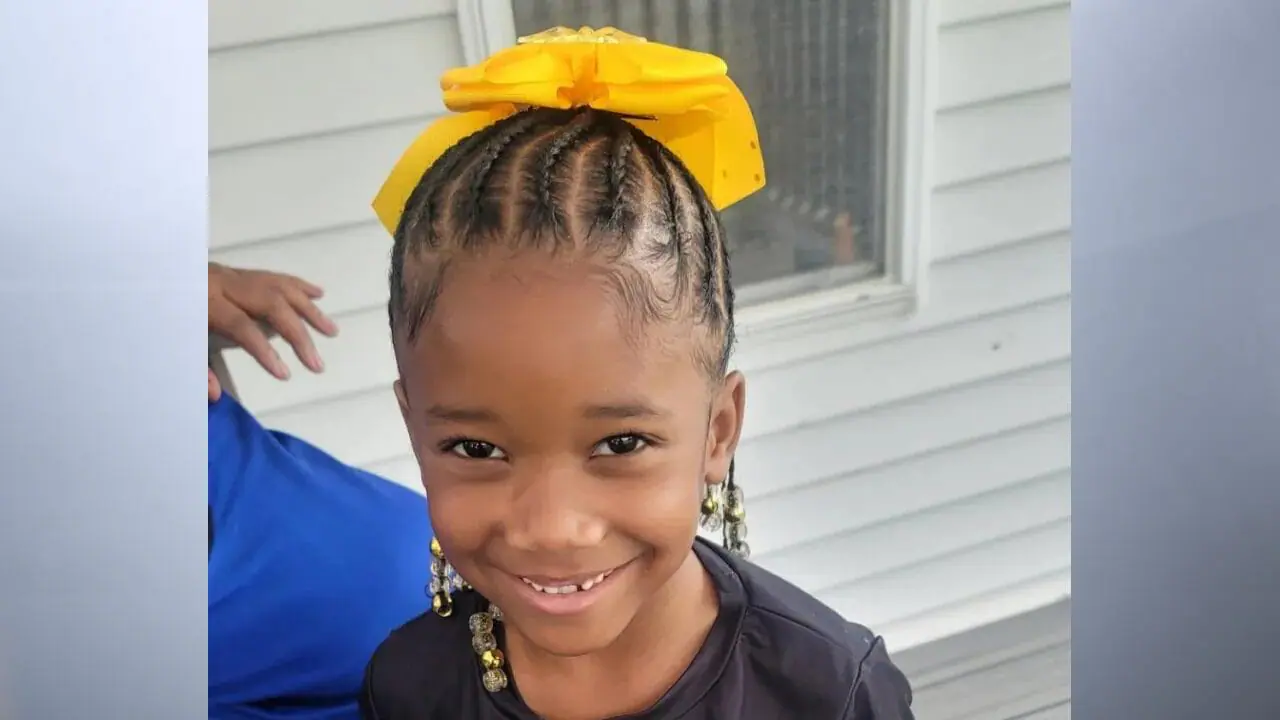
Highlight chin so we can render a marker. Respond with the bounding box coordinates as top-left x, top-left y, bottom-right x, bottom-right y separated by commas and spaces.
513, 613, 636, 658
